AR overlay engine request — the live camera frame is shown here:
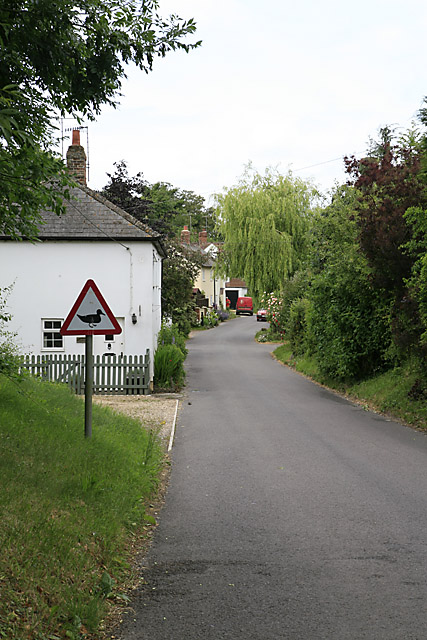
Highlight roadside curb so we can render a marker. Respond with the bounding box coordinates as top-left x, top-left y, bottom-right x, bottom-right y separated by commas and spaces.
167, 399, 179, 452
